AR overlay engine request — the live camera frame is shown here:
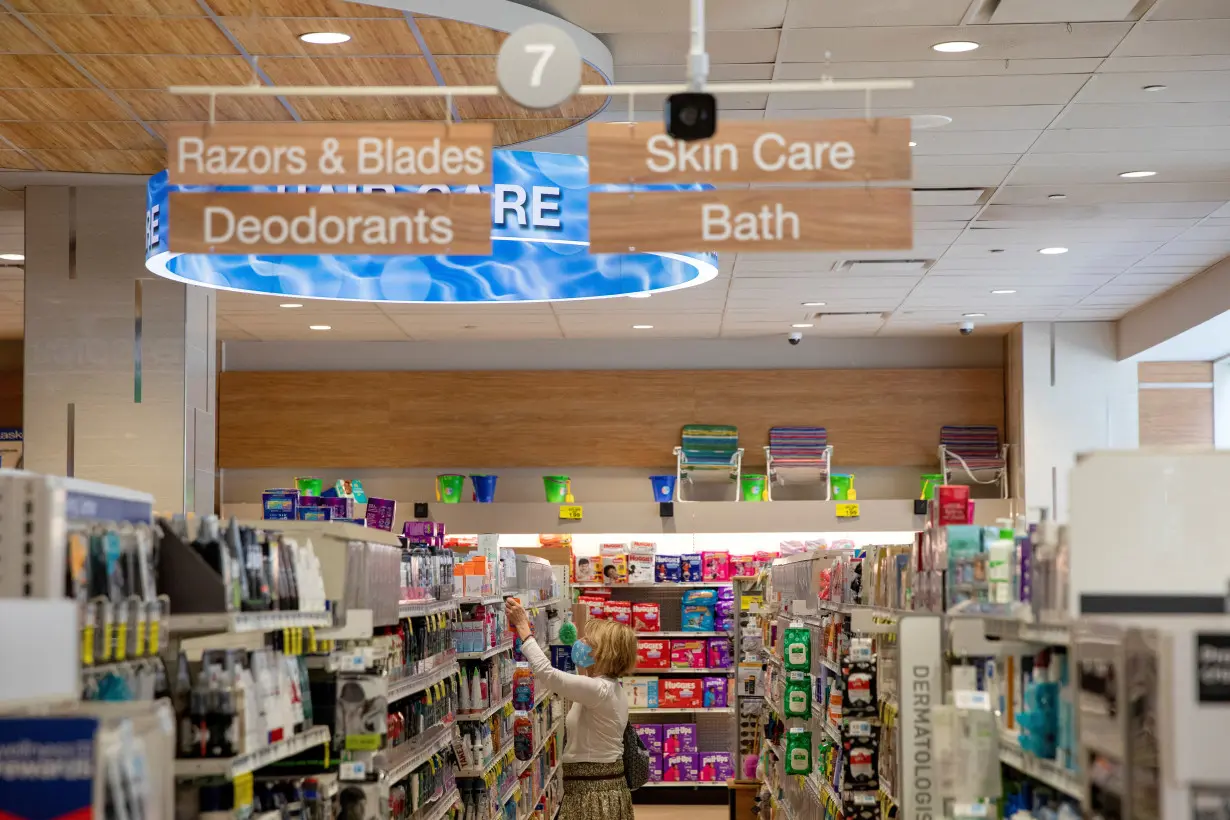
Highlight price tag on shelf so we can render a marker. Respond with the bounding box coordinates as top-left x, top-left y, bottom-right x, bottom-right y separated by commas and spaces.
345, 734, 382, 751
848, 720, 873, 737
954, 689, 991, 711
233, 772, 254, 810
558, 505, 583, 520
340, 761, 367, 781
836, 503, 861, 518
852, 792, 878, 806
